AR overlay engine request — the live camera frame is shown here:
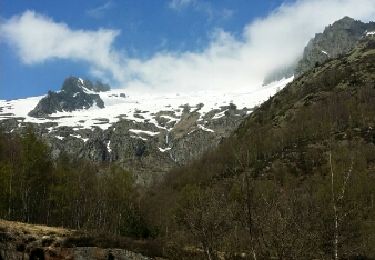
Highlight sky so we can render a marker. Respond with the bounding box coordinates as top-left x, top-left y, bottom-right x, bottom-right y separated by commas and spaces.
1, 0, 375, 100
